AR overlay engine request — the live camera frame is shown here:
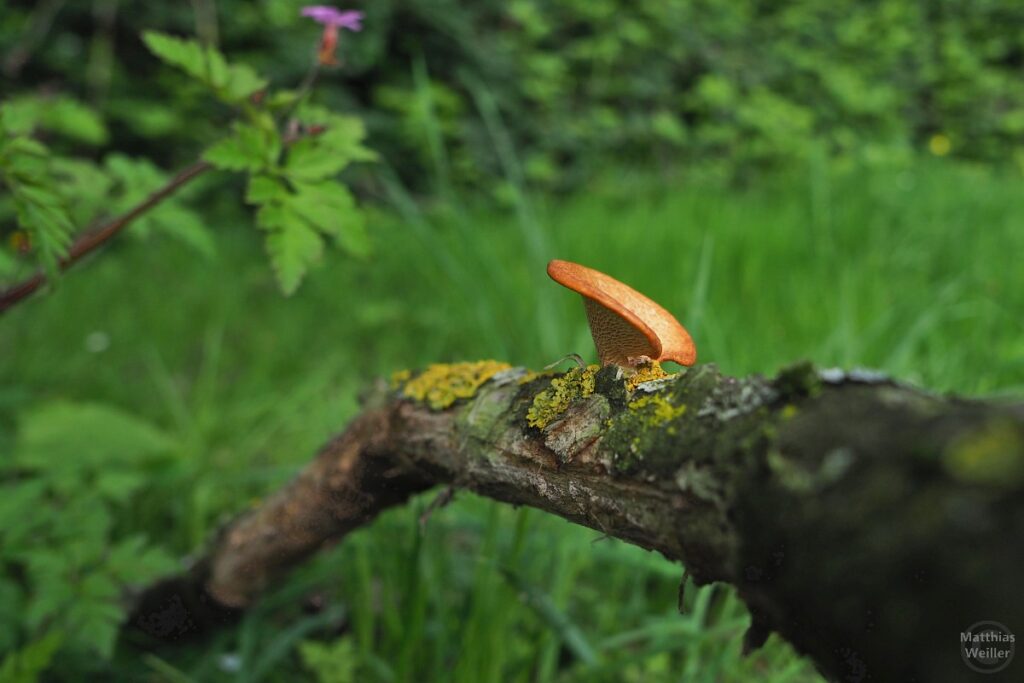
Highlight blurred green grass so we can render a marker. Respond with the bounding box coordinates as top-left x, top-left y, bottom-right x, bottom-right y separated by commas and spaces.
2, 156, 1023, 681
